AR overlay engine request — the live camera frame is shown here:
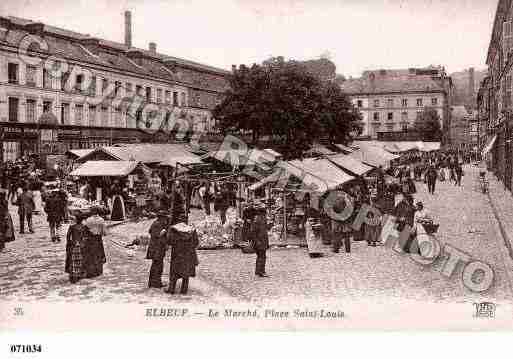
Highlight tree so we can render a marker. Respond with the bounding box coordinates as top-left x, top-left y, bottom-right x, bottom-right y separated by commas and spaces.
414, 107, 443, 141
213, 57, 362, 159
